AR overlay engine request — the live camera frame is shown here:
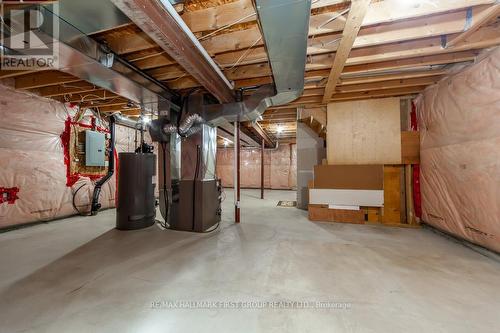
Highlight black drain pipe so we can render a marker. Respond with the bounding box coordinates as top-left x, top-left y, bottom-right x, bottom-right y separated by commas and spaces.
91, 115, 116, 215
